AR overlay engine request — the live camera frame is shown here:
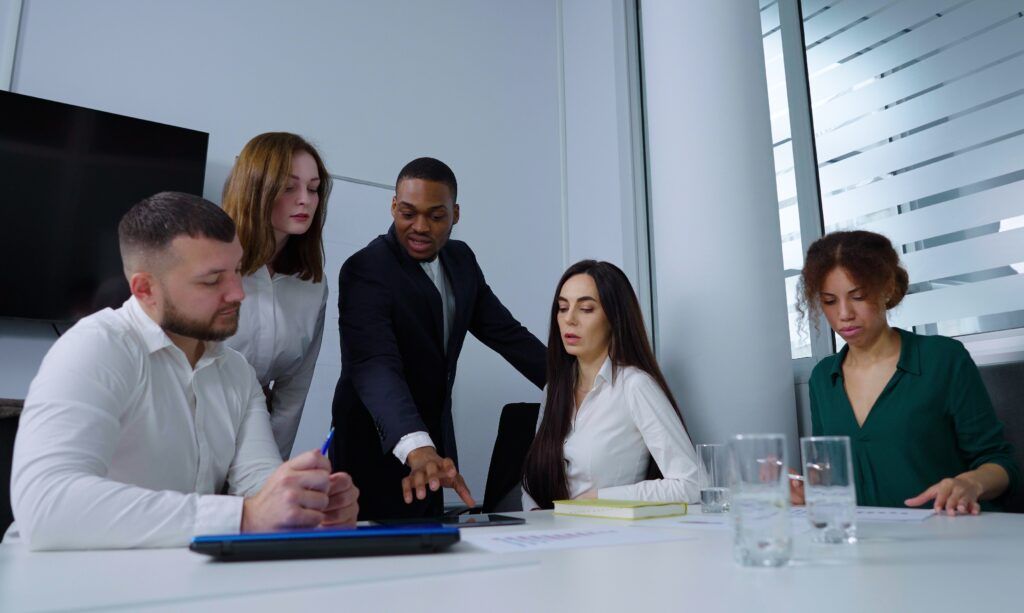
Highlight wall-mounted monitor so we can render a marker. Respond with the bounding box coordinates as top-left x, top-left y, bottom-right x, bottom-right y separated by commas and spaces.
0, 91, 208, 322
